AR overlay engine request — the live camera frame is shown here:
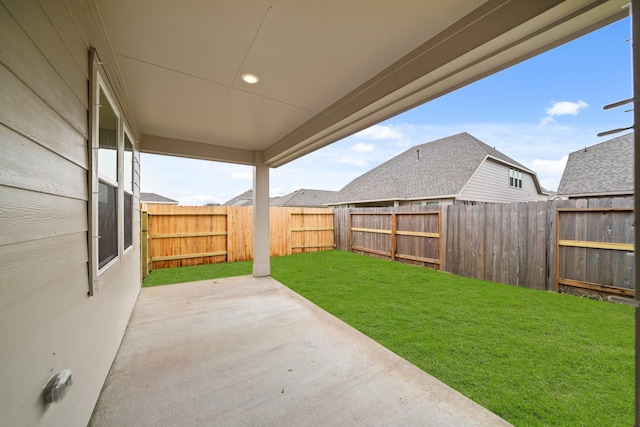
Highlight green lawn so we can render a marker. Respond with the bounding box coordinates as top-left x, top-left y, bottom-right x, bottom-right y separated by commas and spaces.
143, 260, 253, 286
144, 250, 634, 426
